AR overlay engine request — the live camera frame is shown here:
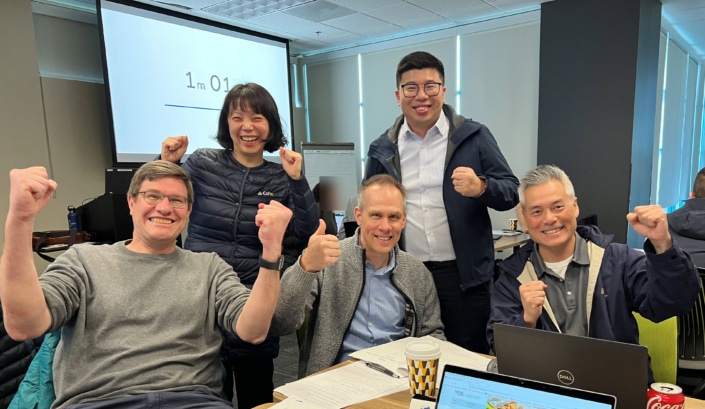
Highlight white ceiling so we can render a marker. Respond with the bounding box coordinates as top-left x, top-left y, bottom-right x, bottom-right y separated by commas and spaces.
36, 0, 705, 58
